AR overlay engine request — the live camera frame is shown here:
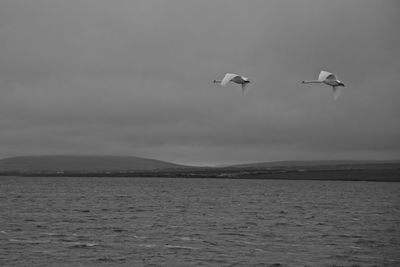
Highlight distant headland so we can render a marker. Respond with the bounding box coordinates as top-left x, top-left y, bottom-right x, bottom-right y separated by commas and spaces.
0, 156, 399, 182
